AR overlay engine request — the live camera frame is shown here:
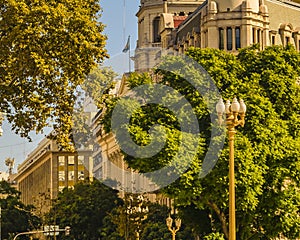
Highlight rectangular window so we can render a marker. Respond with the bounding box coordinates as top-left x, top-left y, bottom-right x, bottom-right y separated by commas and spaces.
93, 153, 102, 167
235, 27, 241, 49
78, 171, 85, 181
252, 28, 255, 43
219, 28, 224, 50
68, 171, 75, 180
285, 37, 290, 46
94, 168, 103, 180
78, 155, 84, 165
227, 27, 232, 50
257, 29, 260, 43
272, 35, 275, 45
68, 156, 74, 165
59, 171, 65, 181
298, 40, 300, 51
58, 156, 65, 166
153, 17, 161, 43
